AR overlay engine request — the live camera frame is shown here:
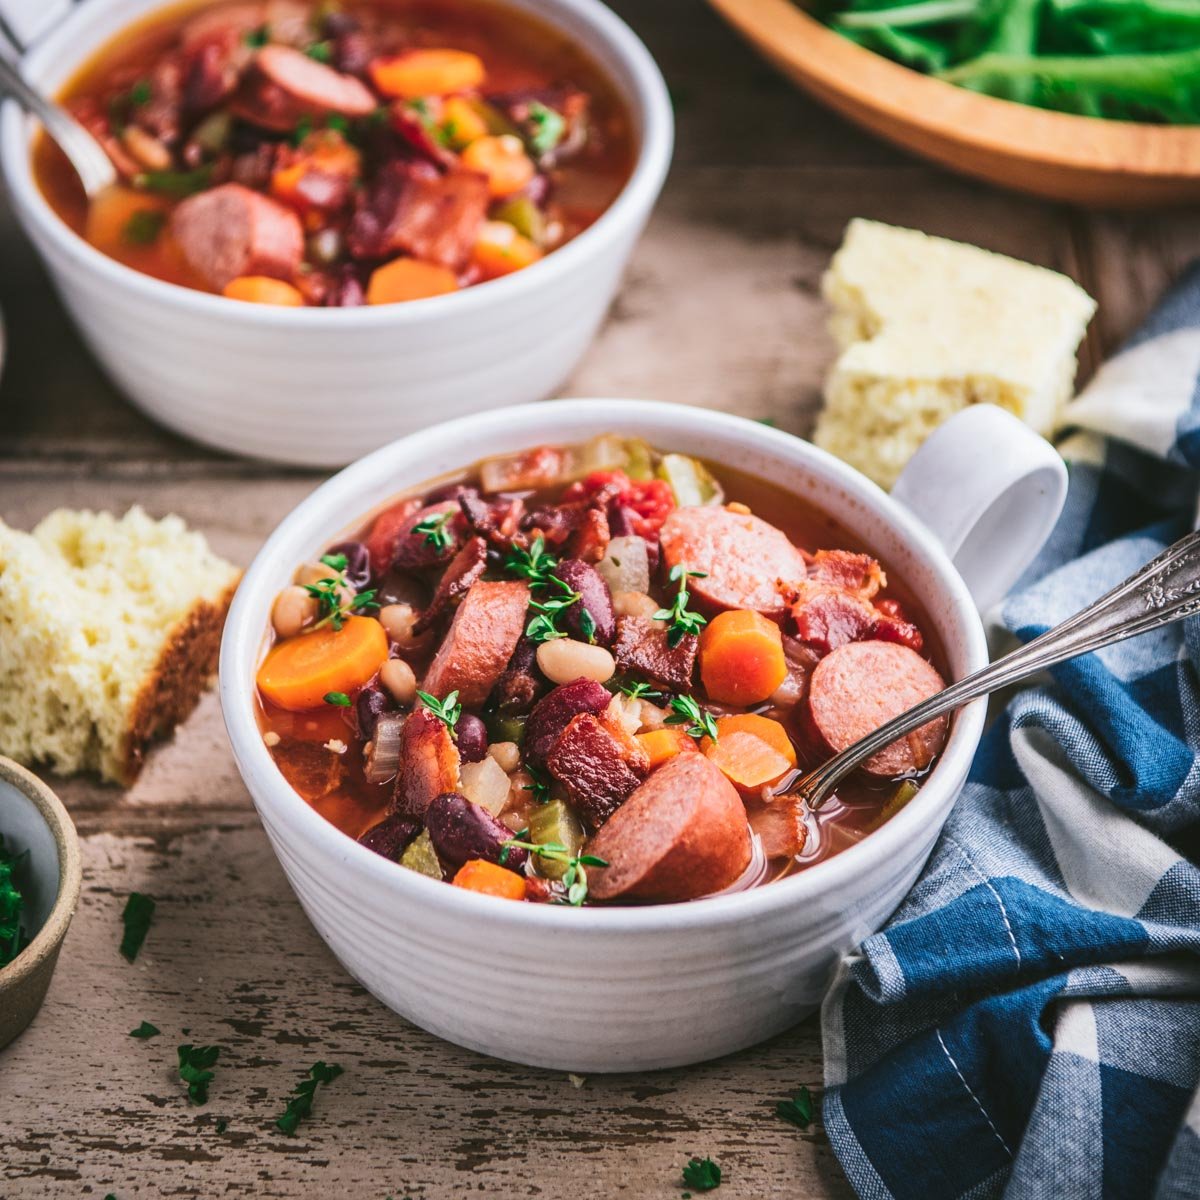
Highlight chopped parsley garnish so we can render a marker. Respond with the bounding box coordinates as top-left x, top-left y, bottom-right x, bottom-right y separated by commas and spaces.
119, 892, 156, 962
0, 836, 28, 968
417, 689, 462, 732
521, 763, 553, 805
134, 165, 214, 198
324, 691, 352, 707
215, 1118, 229, 1134
504, 535, 559, 589
500, 839, 607, 906
412, 510, 454, 552
244, 24, 269, 46
618, 680, 663, 701
665, 695, 719, 743
129, 80, 152, 108
654, 564, 708, 648
303, 558, 379, 632
305, 40, 333, 63
681, 1156, 722, 1191
292, 115, 315, 146
326, 113, 350, 135
177, 1043, 221, 1105
130, 1021, 160, 1039
121, 210, 166, 246
526, 101, 565, 156
776, 1086, 814, 1128
525, 576, 580, 643
275, 1060, 344, 1135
